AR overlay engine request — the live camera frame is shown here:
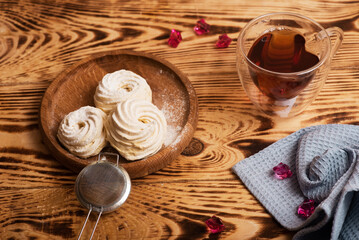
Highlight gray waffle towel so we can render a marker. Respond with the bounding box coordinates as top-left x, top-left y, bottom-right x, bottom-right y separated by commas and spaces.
232, 124, 359, 240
